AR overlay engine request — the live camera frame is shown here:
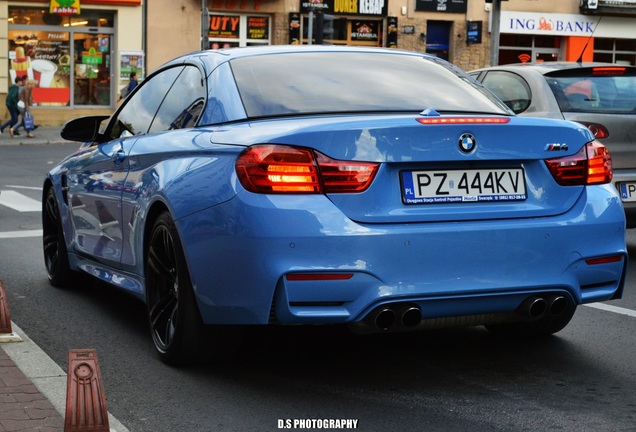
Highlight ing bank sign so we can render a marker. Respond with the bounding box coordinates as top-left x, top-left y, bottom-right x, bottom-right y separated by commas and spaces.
500, 11, 600, 36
